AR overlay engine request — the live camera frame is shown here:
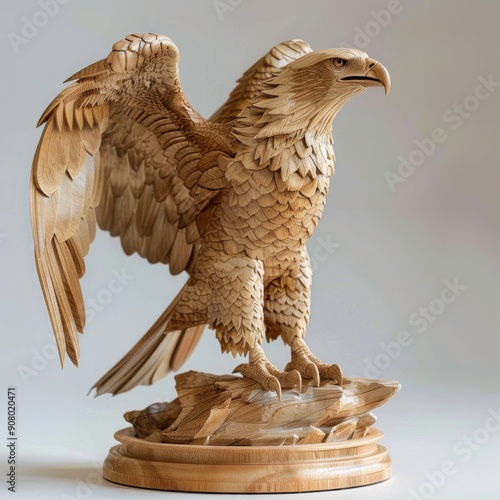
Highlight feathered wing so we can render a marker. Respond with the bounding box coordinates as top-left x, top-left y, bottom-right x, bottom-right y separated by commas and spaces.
210, 39, 312, 123
91, 38, 316, 395
31, 33, 228, 374
31, 85, 107, 366
32, 34, 315, 395
91, 282, 205, 396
